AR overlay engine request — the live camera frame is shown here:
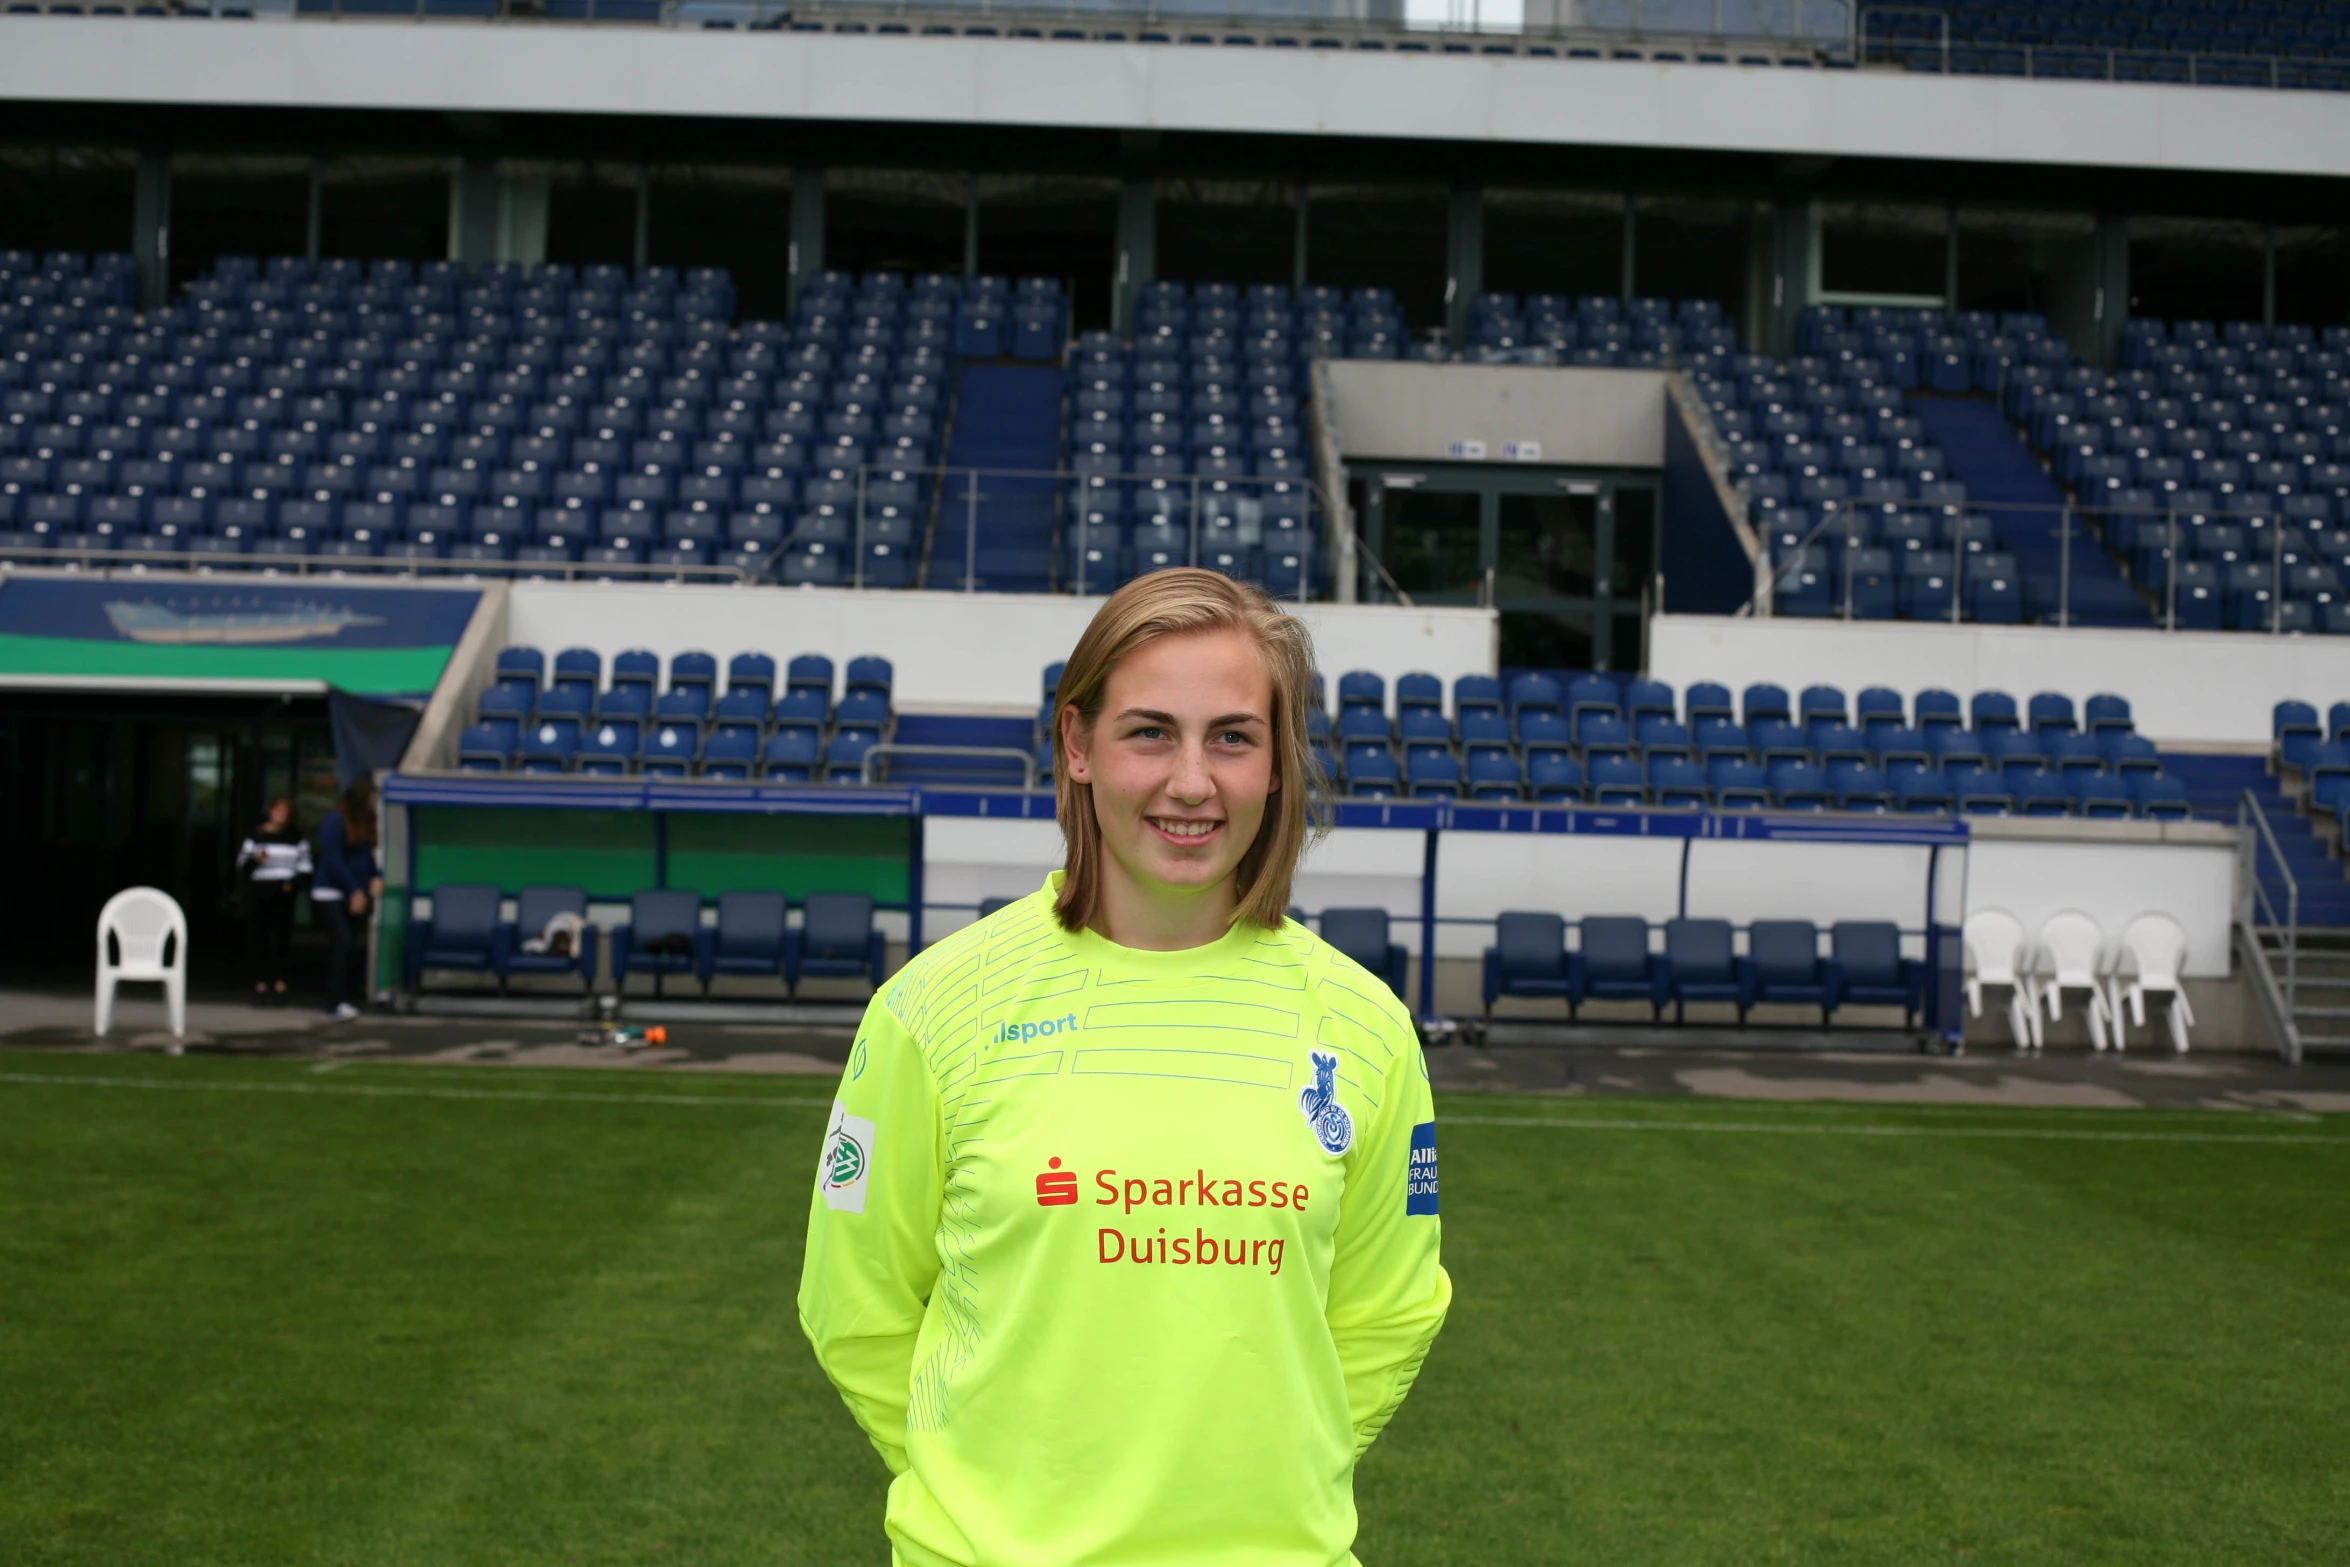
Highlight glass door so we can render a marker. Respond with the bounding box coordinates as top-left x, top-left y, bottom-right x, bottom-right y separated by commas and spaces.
1359, 464, 1657, 671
